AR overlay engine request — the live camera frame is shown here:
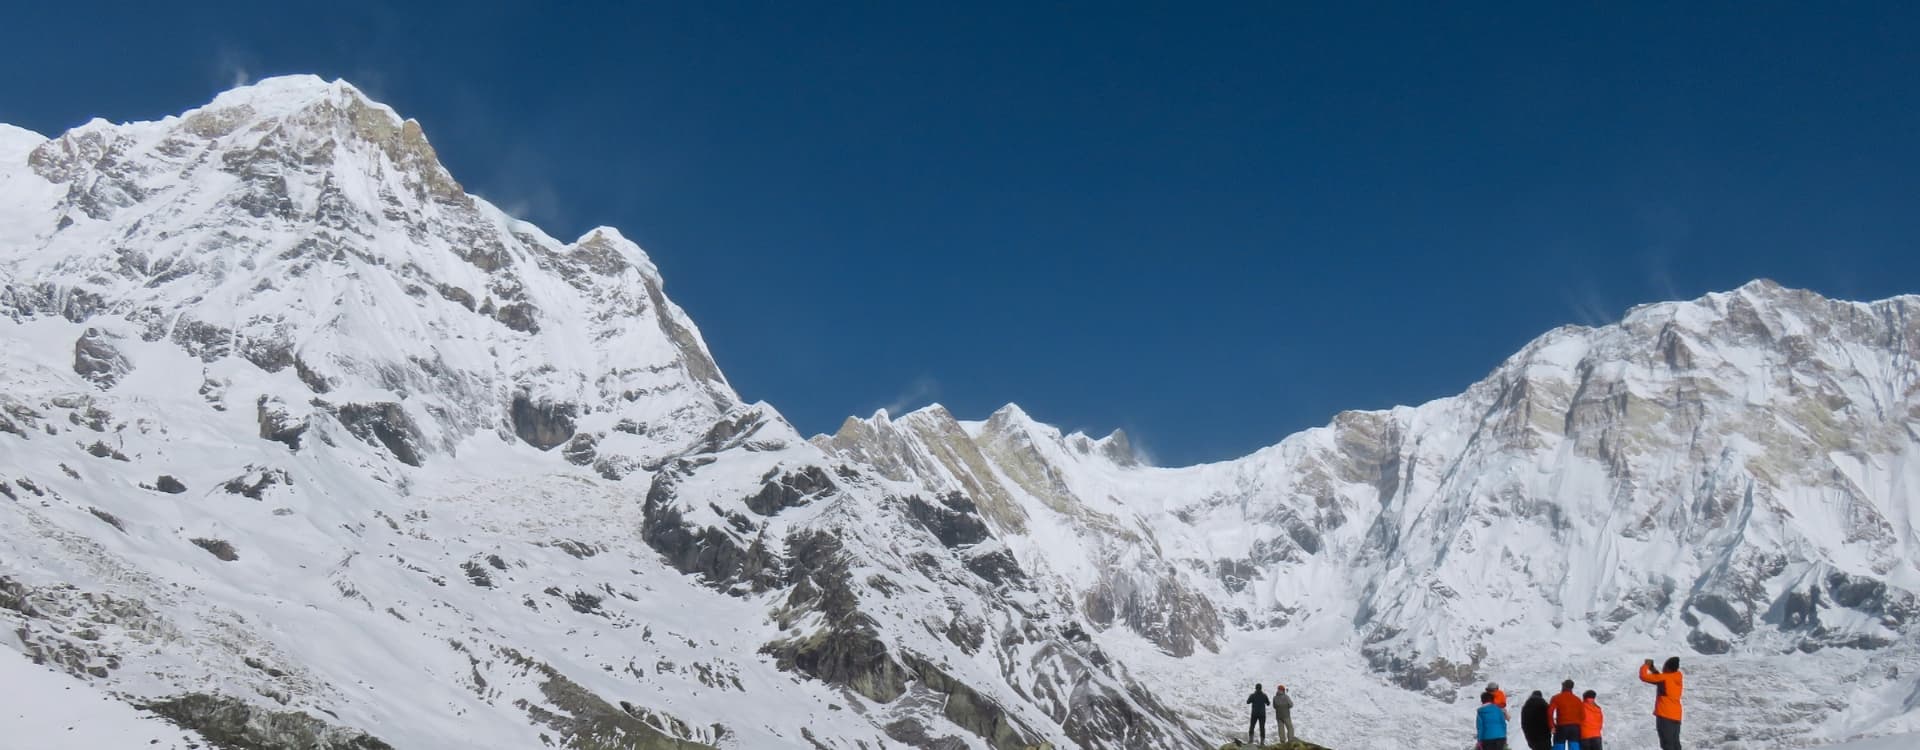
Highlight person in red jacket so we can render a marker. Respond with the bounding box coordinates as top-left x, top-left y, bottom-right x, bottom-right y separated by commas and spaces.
1580, 690, 1605, 750
1640, 657, 1685, 749
1548, 680, 1585, 750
